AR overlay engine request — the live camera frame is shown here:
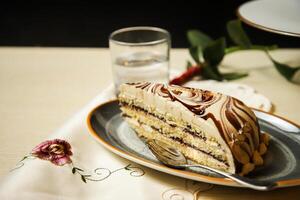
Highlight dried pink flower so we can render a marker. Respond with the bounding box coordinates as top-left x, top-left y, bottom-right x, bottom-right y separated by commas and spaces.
31, 139, 73, 166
